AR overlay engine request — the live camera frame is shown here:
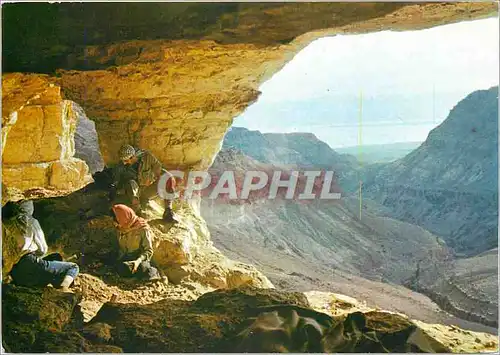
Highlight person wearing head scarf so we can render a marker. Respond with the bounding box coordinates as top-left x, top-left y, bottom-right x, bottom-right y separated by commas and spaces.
5, 200, 79, 292
113, 144, 177, 222
111, 204, 161, 281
